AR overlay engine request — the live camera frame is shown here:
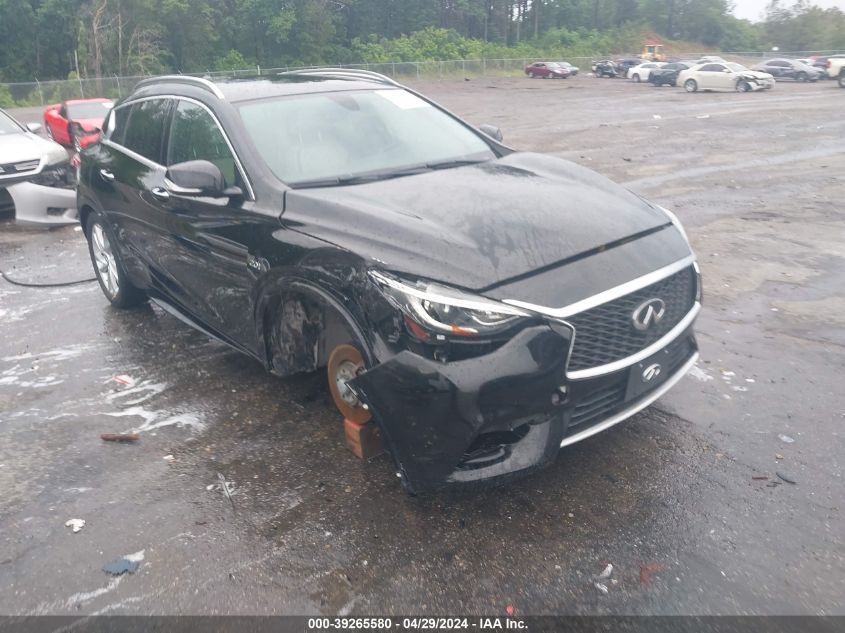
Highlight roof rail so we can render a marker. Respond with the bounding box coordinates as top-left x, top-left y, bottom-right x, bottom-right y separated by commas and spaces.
133, 75, 225, 99
277, 68, 400, 87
